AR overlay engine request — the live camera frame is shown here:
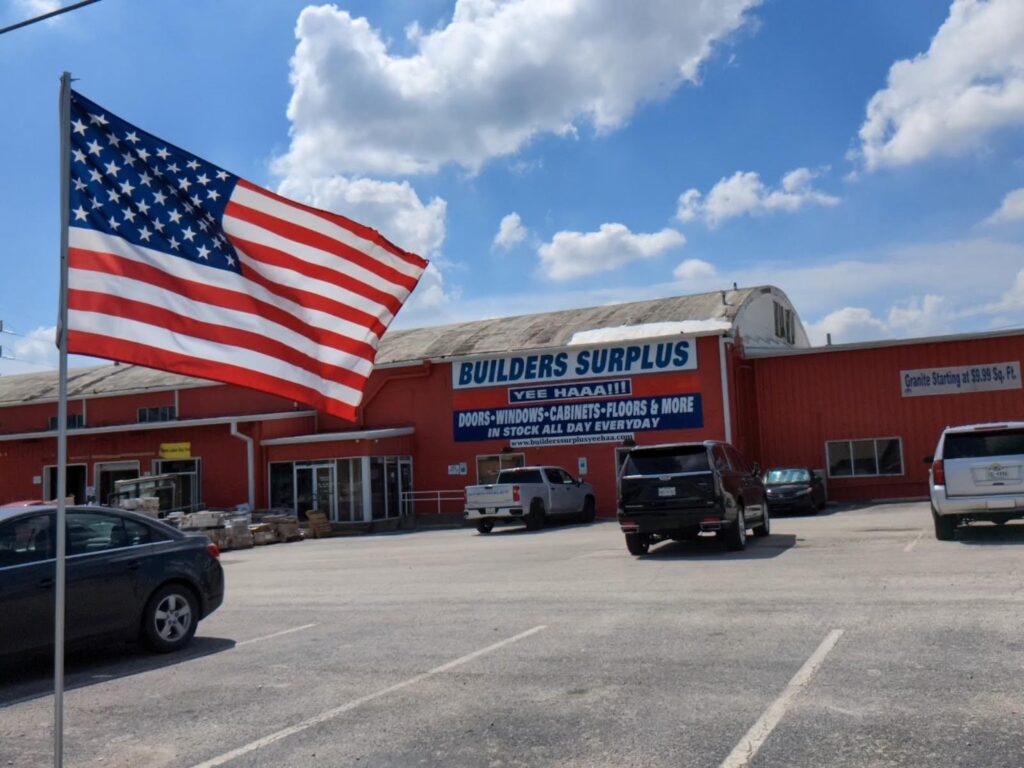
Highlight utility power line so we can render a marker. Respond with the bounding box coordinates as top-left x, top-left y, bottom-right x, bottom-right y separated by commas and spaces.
0, 0, 103, 36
